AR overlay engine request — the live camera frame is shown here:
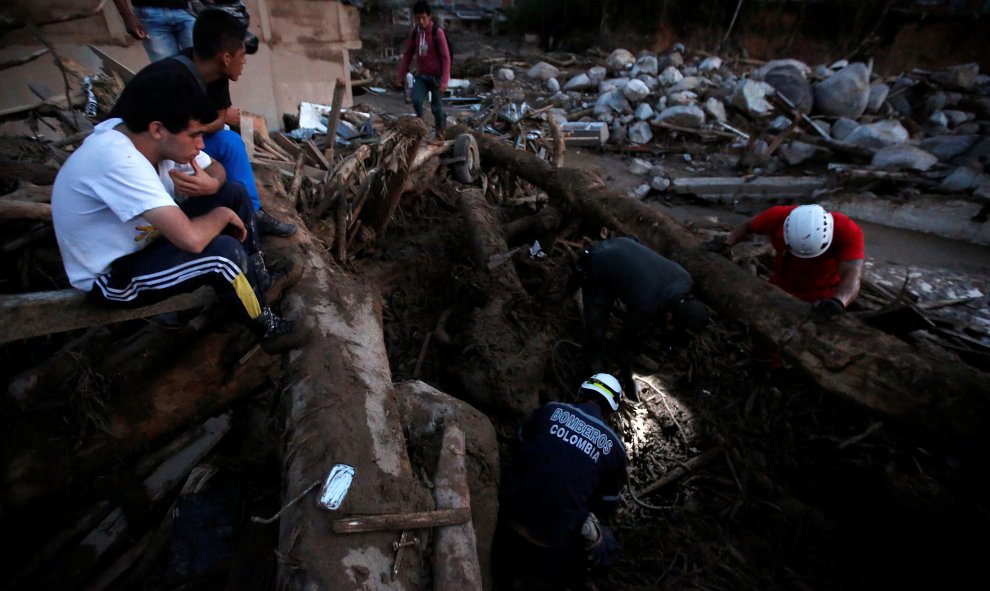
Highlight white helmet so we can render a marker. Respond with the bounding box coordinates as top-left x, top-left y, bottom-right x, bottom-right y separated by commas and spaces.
784, 204, 833, 258
580, 373, 623, 411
